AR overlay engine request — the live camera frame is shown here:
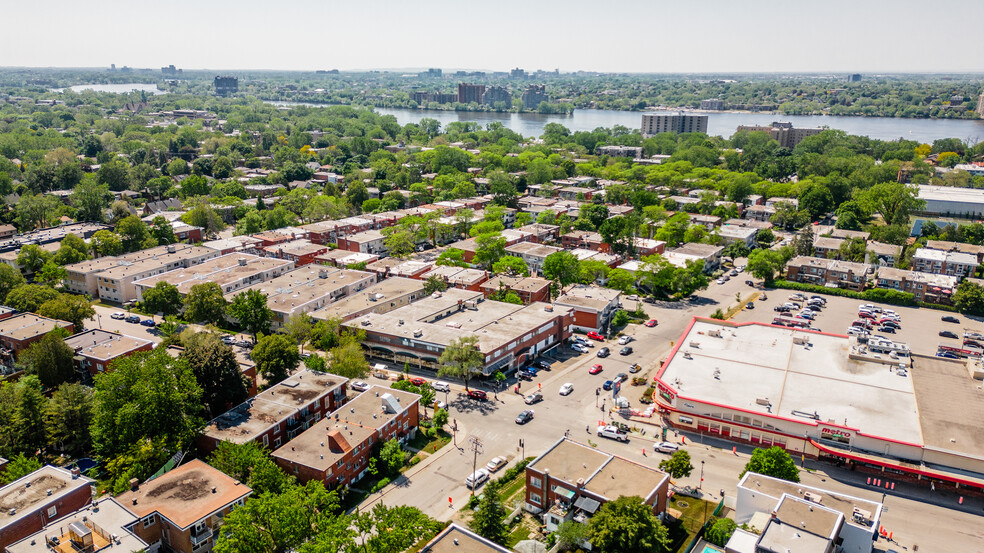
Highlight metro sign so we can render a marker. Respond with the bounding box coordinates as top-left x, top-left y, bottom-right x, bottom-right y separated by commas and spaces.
821, 427, 852, 440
